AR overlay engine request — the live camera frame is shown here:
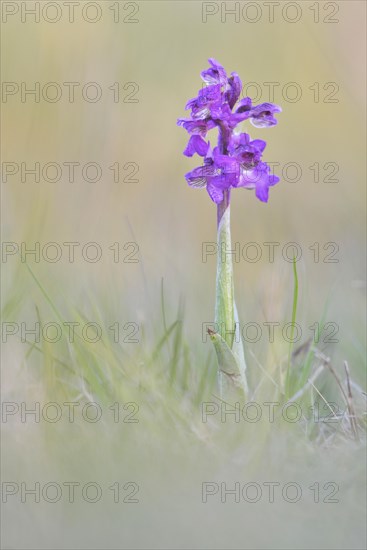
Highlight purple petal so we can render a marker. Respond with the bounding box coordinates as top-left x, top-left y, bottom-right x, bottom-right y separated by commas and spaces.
201, 59, 228, 86
250, 115, 278, 128
186, 85, 221, 108
244, 162, 280, 202
185, 166, 209, 188
268, 174, 280, 187
238, 133, 251, 145
226, 72, 242, 109
250, 139, 267, 153
206, 183, 224, 203
209, 101, 226, 119
185, 97, 197, 111
177, 118, 215, 136
183, 135, 209, 157
252, 102, 282, 114
249, 103, 282, 128
235, 97, 252, 113
255, 183, 269, 202
227, 110, 251, 129
235, 168, 259, 189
